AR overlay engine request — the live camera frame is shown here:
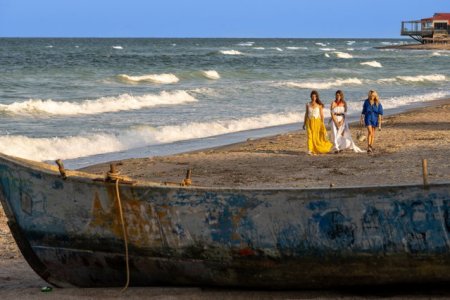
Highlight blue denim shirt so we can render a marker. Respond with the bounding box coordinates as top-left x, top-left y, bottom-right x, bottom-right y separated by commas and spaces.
362, 99, 383, 127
